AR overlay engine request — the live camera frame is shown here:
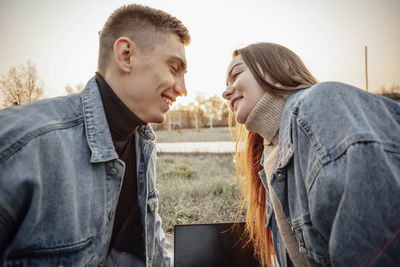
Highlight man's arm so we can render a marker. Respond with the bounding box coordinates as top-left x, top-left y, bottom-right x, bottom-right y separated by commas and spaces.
152, 210, 172, 267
